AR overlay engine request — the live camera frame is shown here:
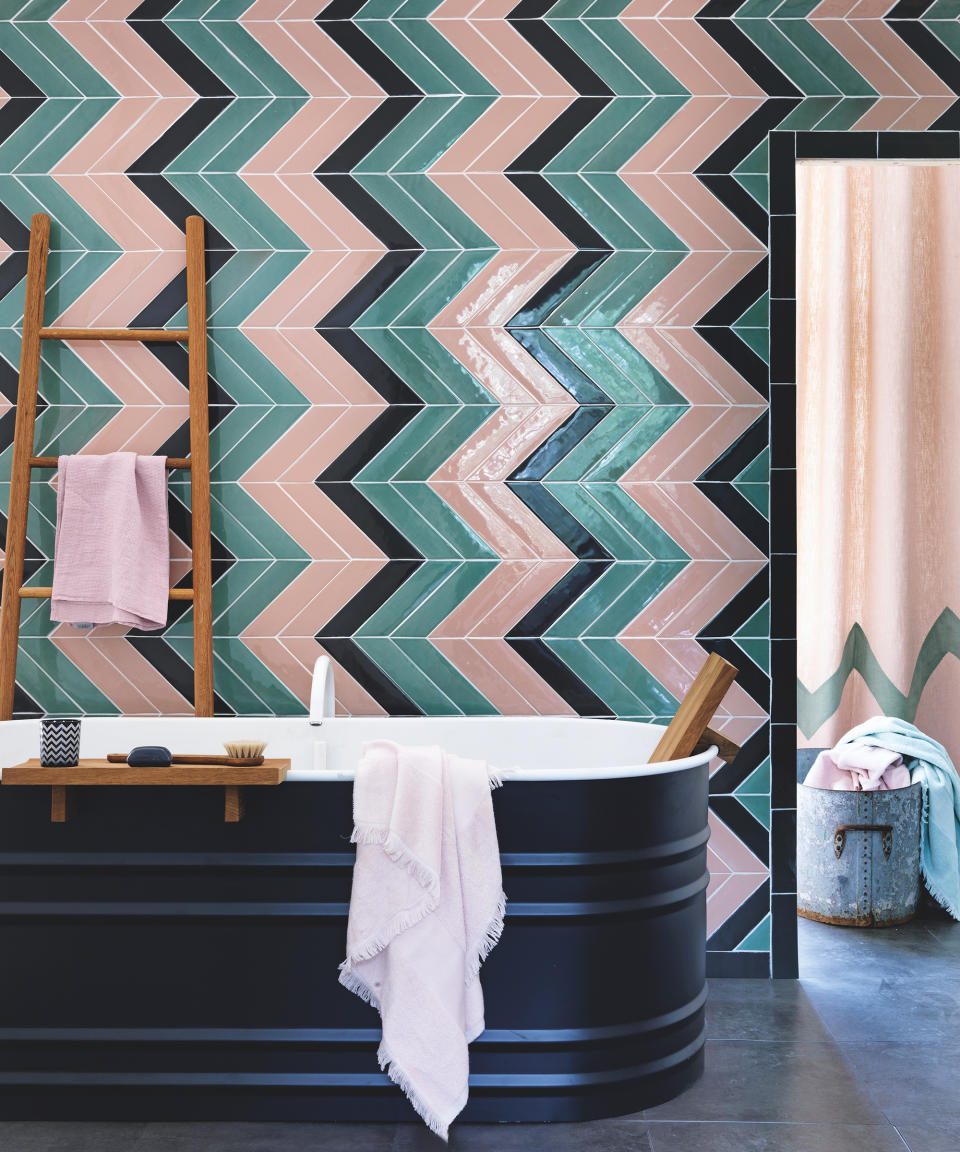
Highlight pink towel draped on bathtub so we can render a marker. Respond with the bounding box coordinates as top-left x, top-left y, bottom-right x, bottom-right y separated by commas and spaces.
804, 742, 912, 791
51, 452, 170, 631
339, 740, 506, 1141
